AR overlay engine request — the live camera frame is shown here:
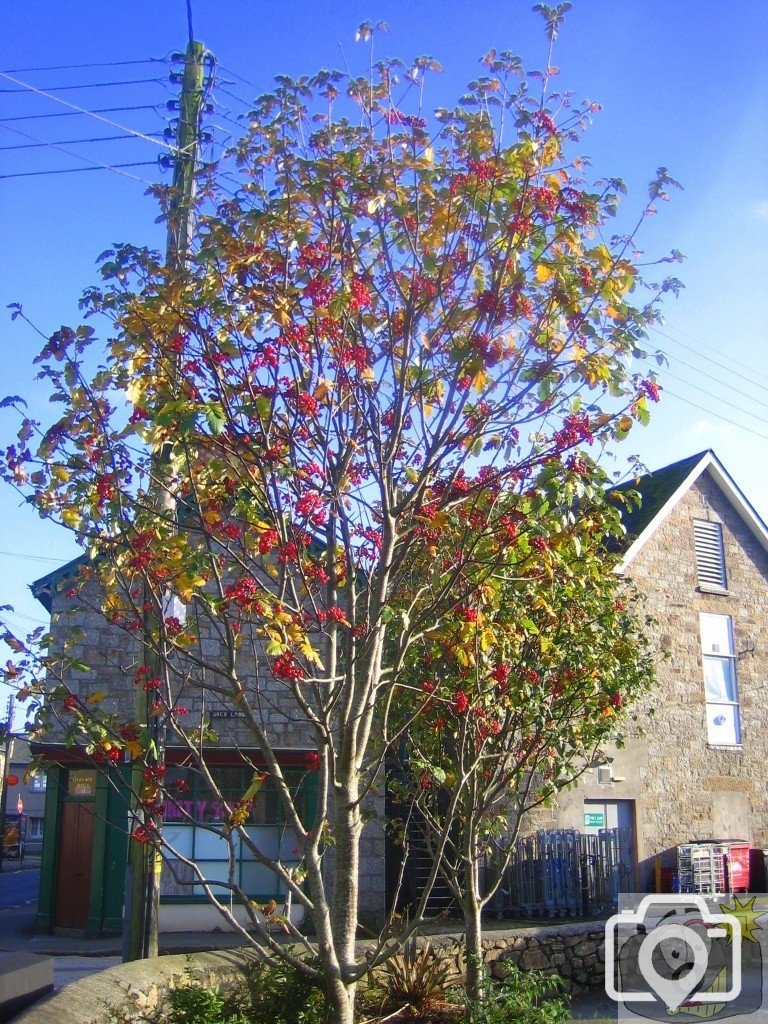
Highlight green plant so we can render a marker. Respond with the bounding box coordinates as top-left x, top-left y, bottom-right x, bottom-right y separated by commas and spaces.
240, 956, 326, 1024
378, 939, 461, 1011
165, 975, 246, 1024
464, 964, 570, 1024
